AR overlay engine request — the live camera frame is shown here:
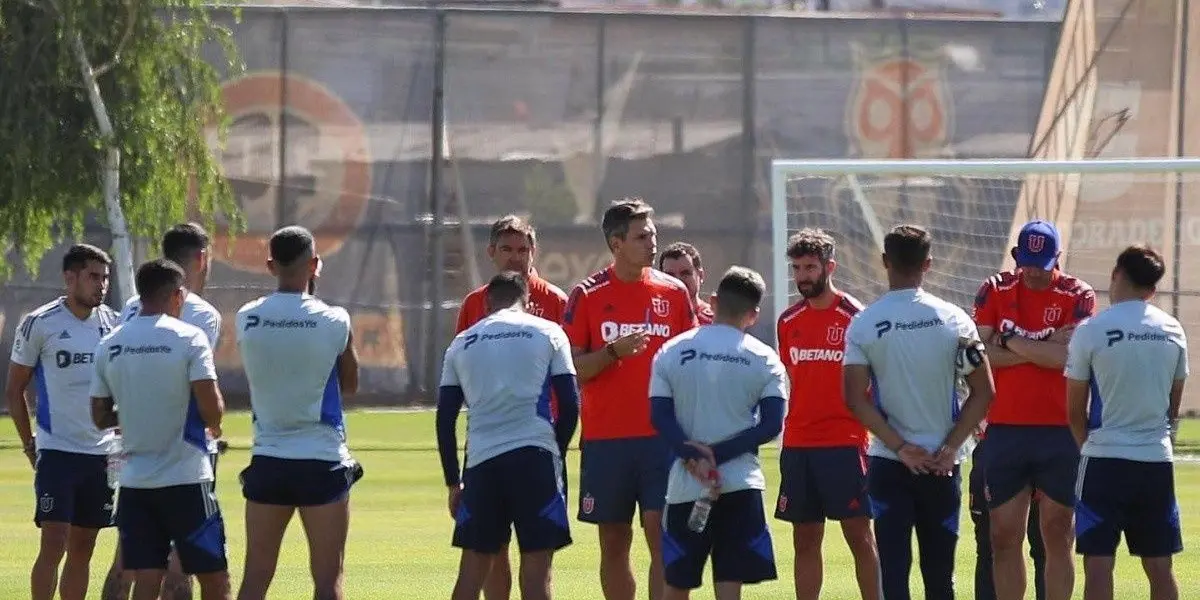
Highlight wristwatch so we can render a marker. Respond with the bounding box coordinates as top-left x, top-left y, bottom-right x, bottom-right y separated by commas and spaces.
998, 329, 1017, 349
